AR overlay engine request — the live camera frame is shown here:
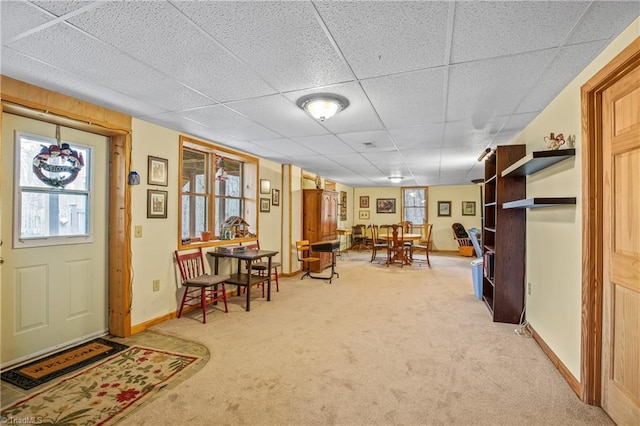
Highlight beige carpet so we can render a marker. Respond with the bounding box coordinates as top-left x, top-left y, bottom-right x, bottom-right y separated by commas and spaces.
125, 252, 612, 426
